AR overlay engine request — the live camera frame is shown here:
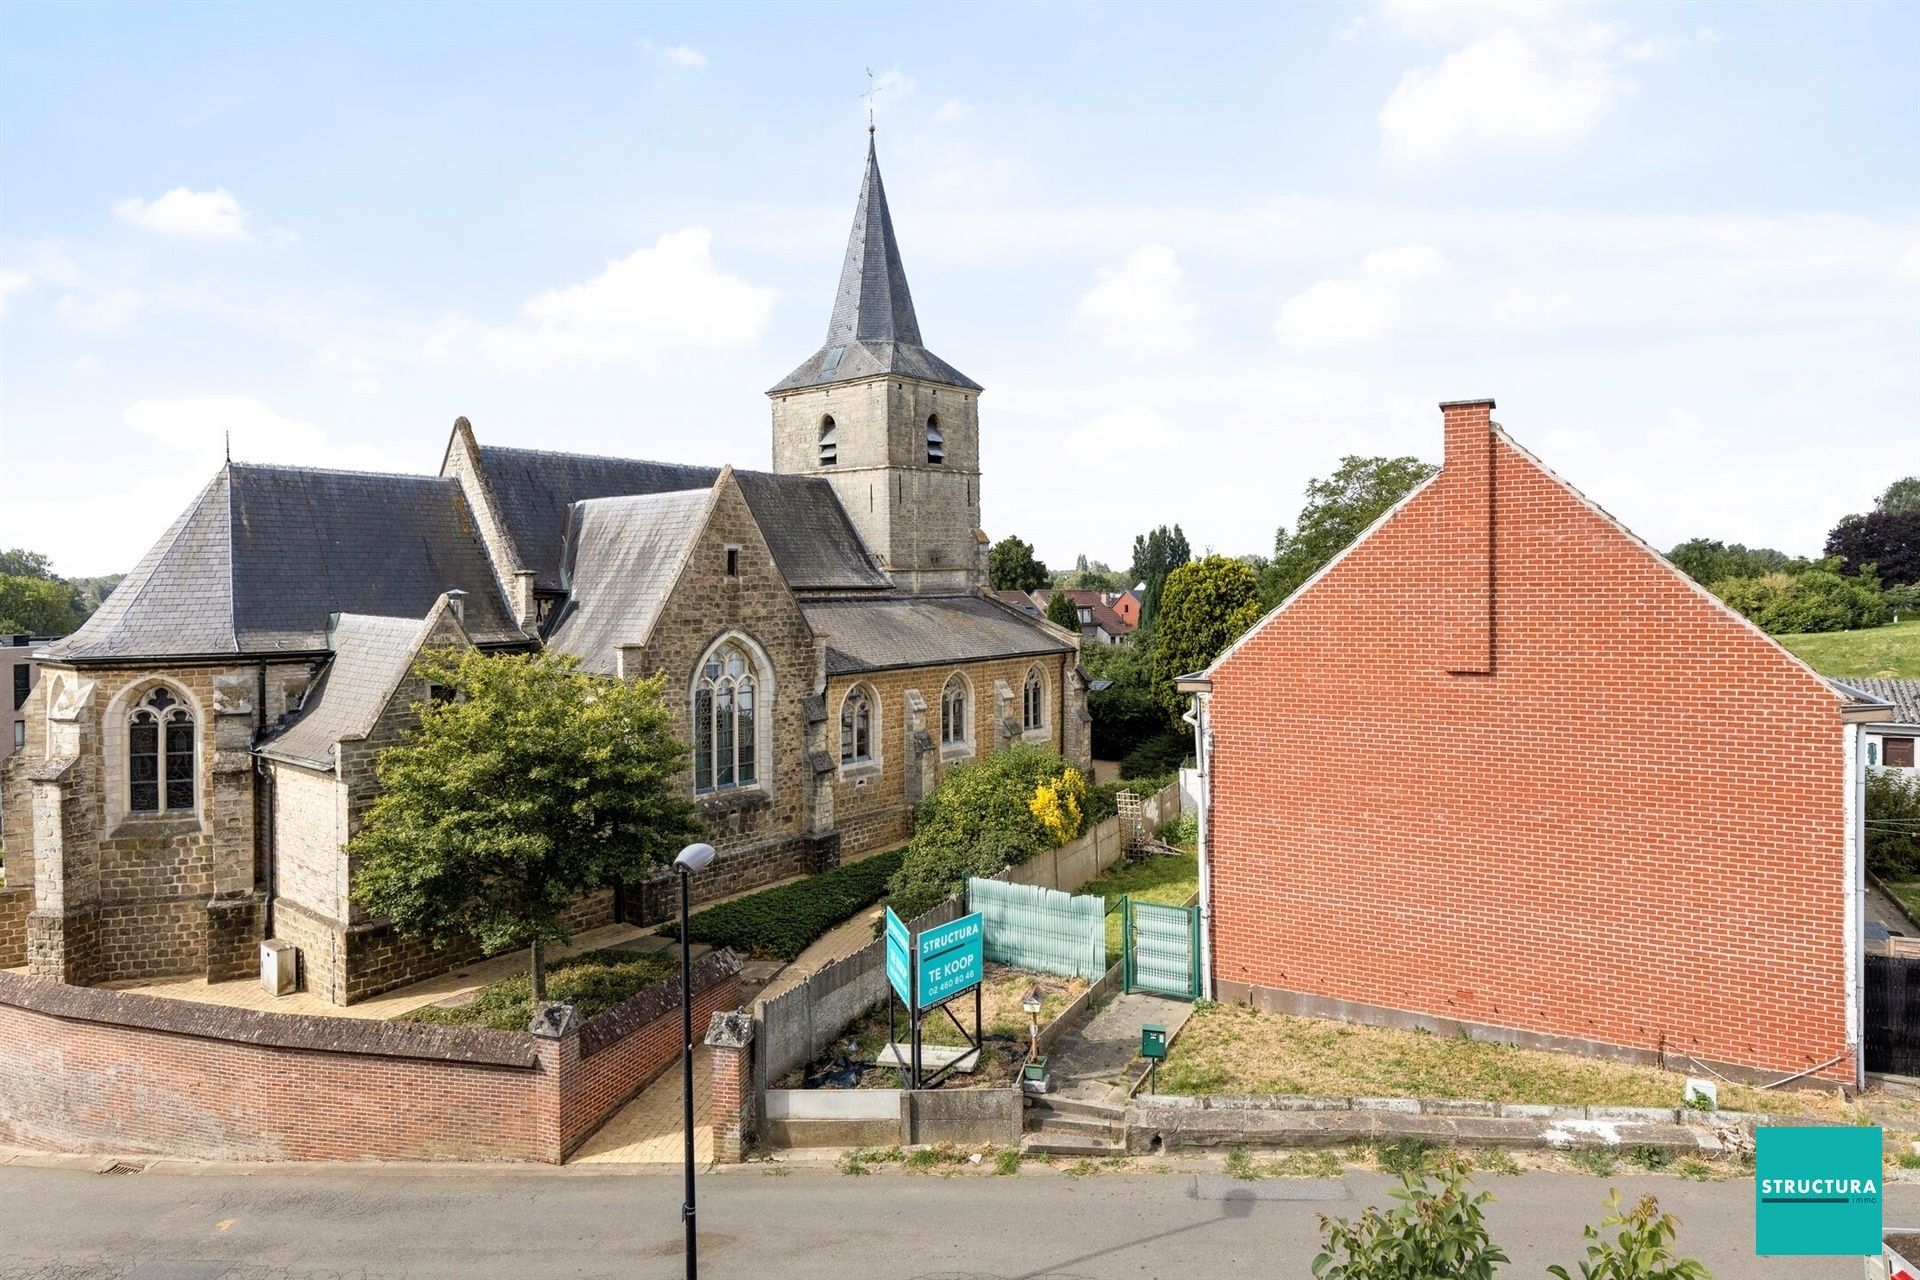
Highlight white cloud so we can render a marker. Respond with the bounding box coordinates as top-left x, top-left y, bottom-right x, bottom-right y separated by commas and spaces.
114, 187, 253, 241
71, 355, 103, 378
122, 395, 408, 473
933, 99, 973, 124
1075, 245, 1197, 353
1492, 285, 1574, 326
0, 268, 27, 315
638, 40, 707, 69
1276, 244, 1447, 350
315, 344, 383, 395
1379, 28, 1626, 162
1068, 406, 1182, 453
55, 288, 141, 330
426, 227, 775, 374
1898, 238, 1920, 284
